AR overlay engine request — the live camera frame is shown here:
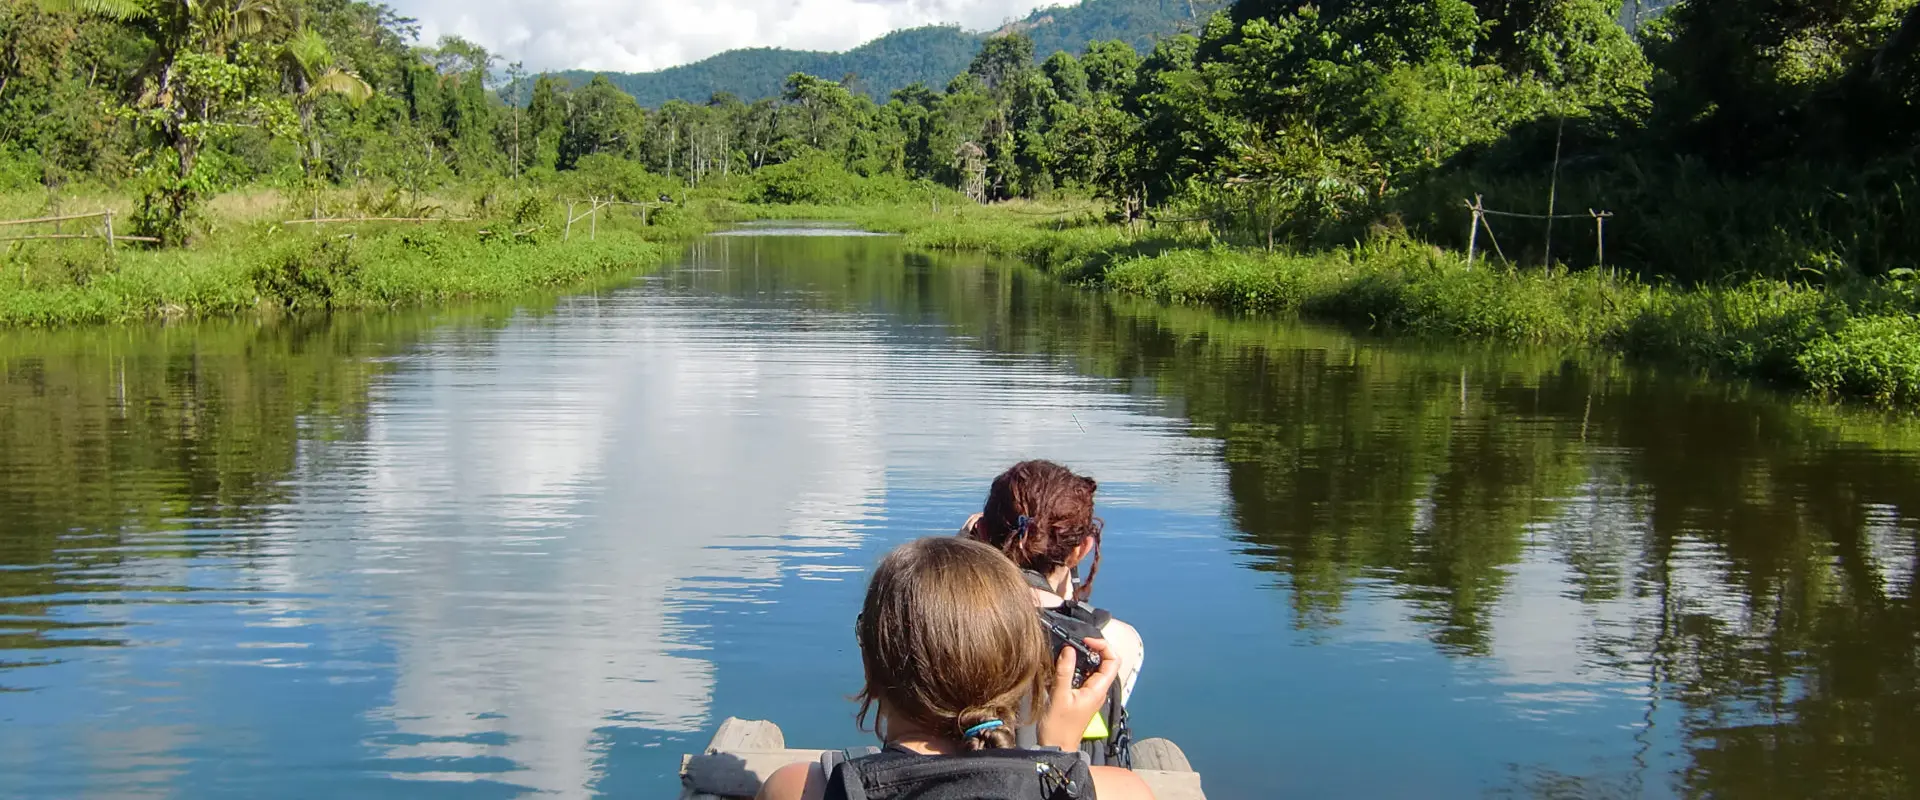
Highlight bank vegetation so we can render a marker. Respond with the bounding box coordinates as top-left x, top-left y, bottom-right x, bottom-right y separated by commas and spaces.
1, 0, 1917, 405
